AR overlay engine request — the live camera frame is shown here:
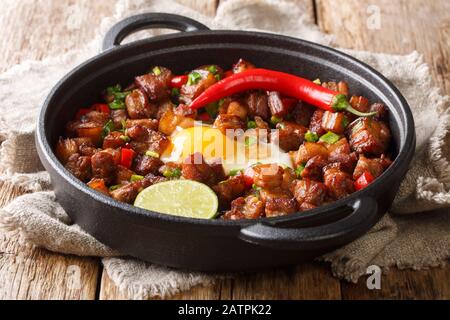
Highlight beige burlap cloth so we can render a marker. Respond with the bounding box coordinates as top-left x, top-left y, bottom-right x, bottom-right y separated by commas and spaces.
0, 0, 449, 299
